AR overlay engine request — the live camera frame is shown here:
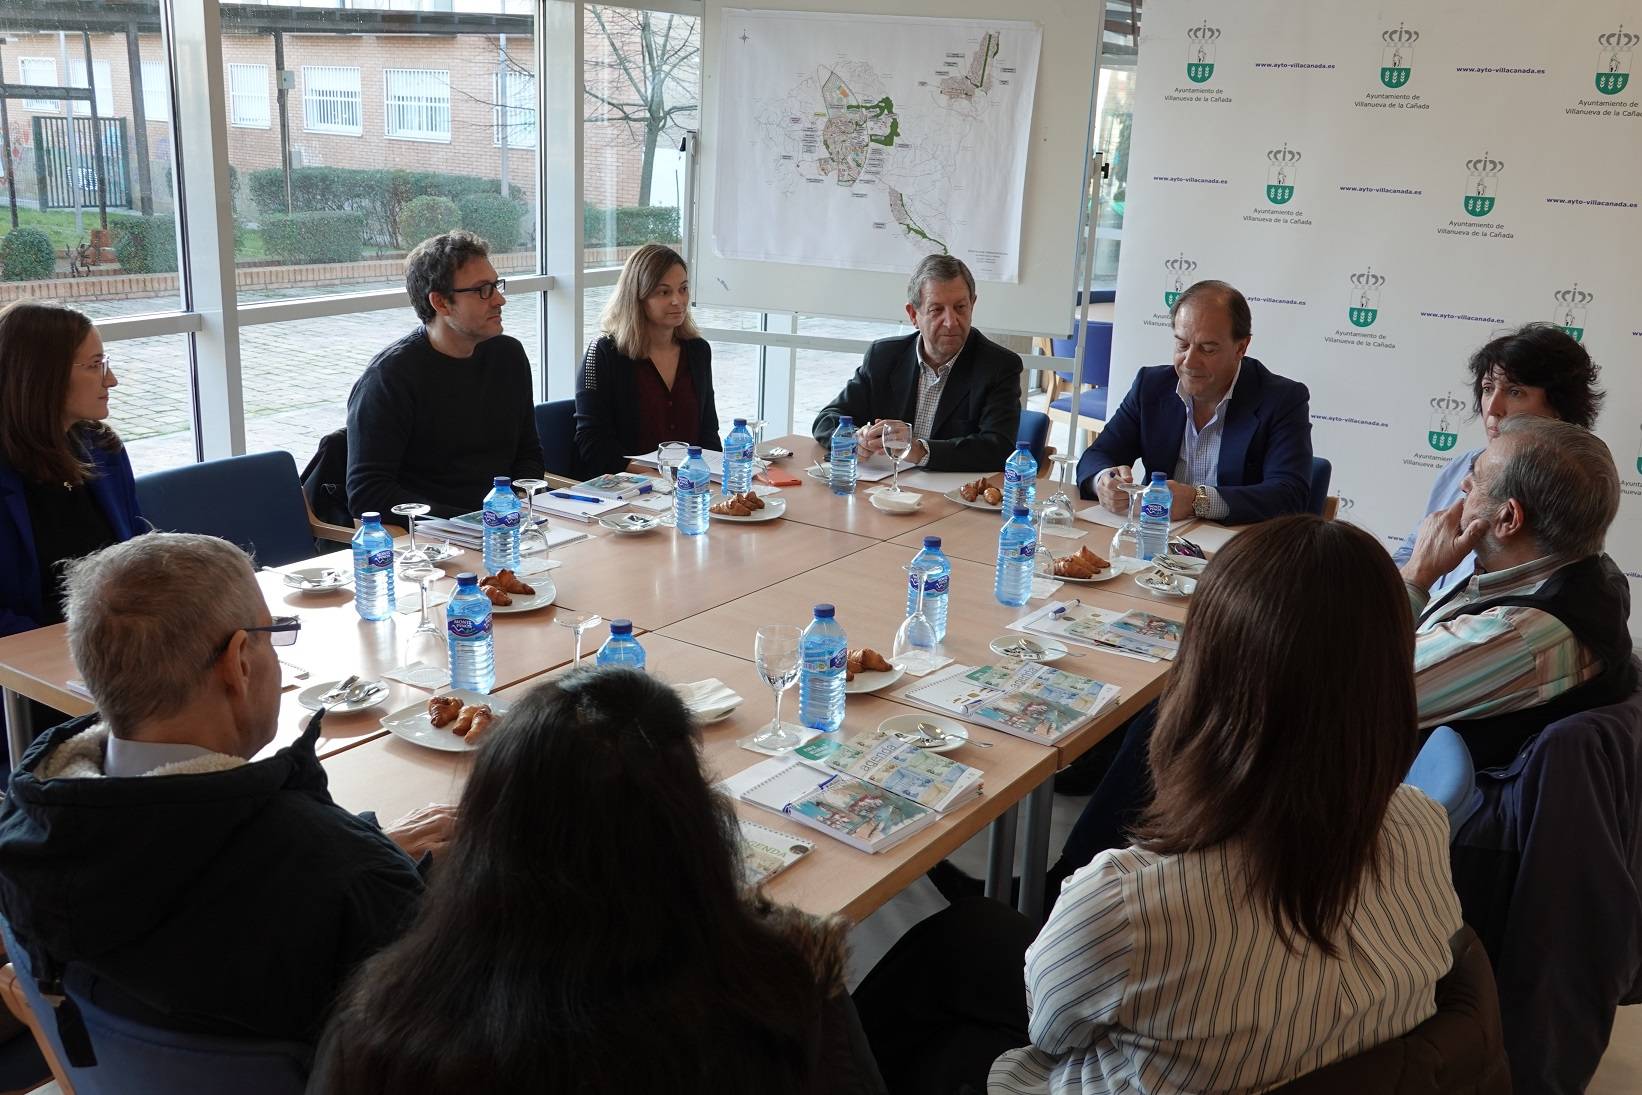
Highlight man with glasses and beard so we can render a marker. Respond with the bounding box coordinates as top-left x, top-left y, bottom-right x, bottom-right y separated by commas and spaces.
347, 230, 545, 519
